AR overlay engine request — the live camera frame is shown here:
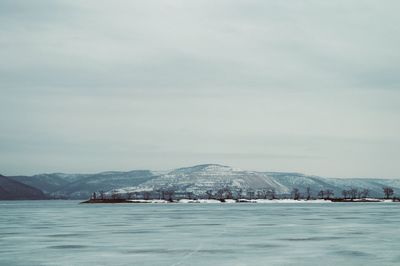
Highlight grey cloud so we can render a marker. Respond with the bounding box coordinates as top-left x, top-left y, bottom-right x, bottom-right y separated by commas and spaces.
1, 1, 399, 177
